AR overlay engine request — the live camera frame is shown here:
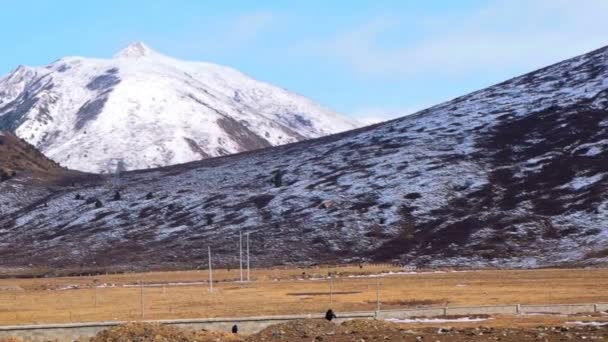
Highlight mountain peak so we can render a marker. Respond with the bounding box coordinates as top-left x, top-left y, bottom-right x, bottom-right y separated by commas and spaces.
0, 42, 357, 172
114, 42, 155, 58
